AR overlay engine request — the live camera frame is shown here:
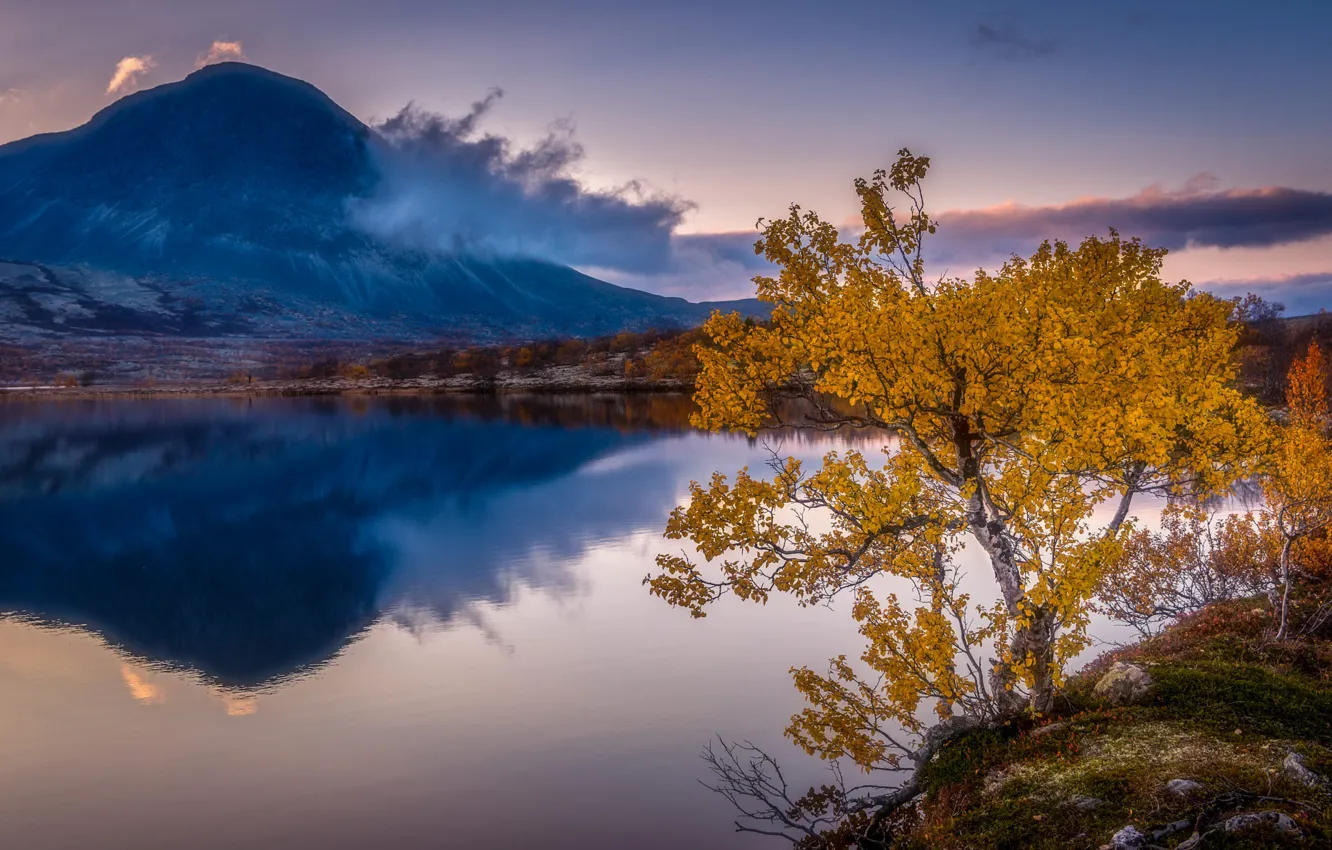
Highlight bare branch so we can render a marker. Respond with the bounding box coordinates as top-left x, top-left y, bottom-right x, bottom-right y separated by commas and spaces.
699, 715, 984, 848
